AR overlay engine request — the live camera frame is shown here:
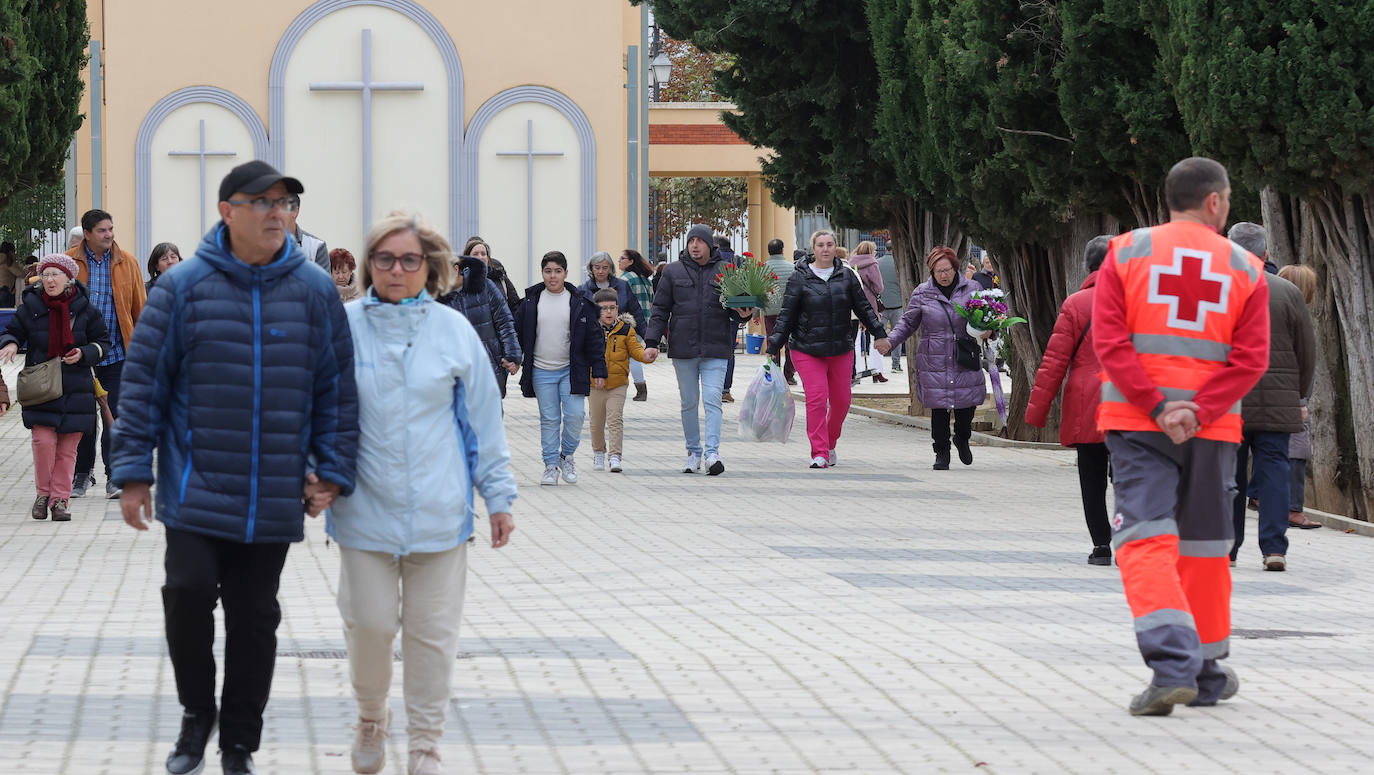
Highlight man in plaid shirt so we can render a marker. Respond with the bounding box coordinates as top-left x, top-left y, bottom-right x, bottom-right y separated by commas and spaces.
67, 209, 146, 498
